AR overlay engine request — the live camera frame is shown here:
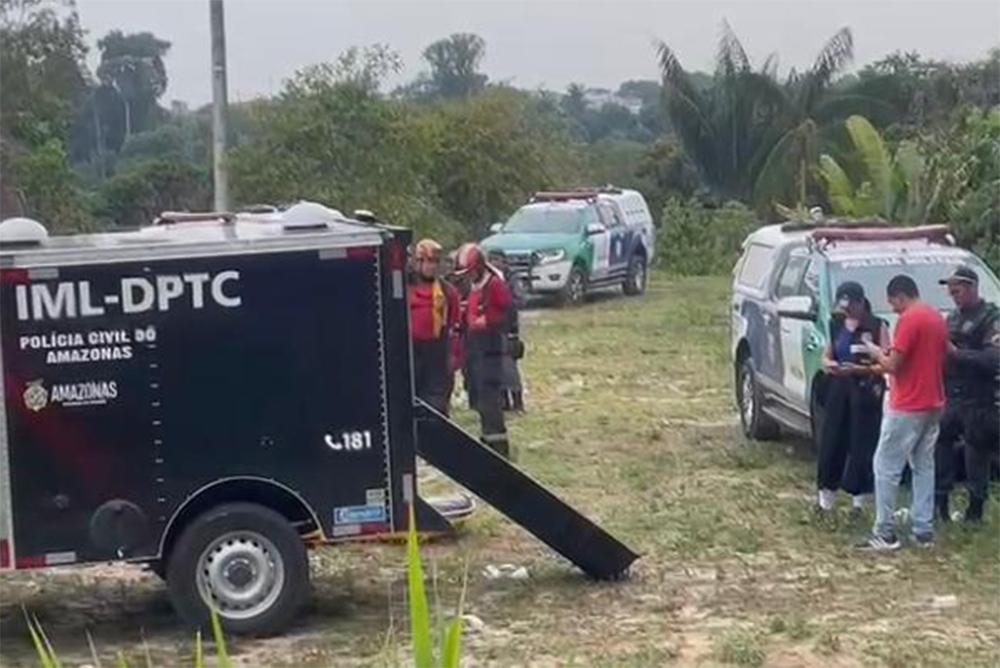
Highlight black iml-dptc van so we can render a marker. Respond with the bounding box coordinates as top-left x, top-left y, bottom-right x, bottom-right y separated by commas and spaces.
0, 203, 637, 635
